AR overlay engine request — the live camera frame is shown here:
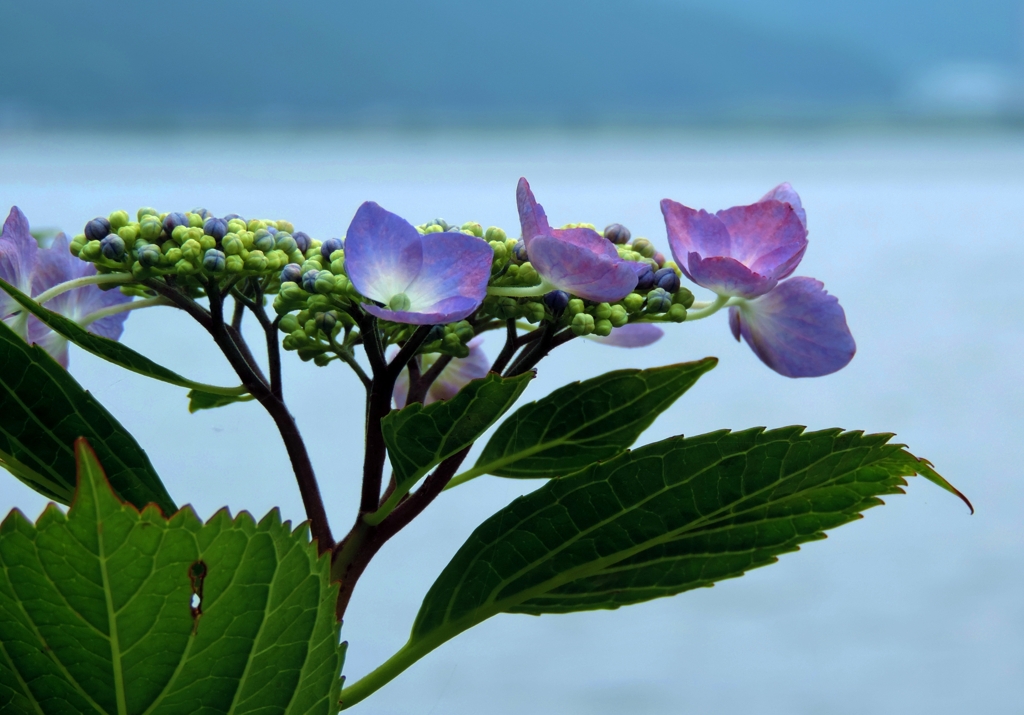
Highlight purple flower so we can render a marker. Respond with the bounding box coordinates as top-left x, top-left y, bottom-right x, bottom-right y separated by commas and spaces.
728, 277, 855, 377
588, 323, 664, 348
345, 201, 493, 325
517, 178, 638, 302
0, 207, 131, 368
393, 337, 490, 407
661, 185, 807, 299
